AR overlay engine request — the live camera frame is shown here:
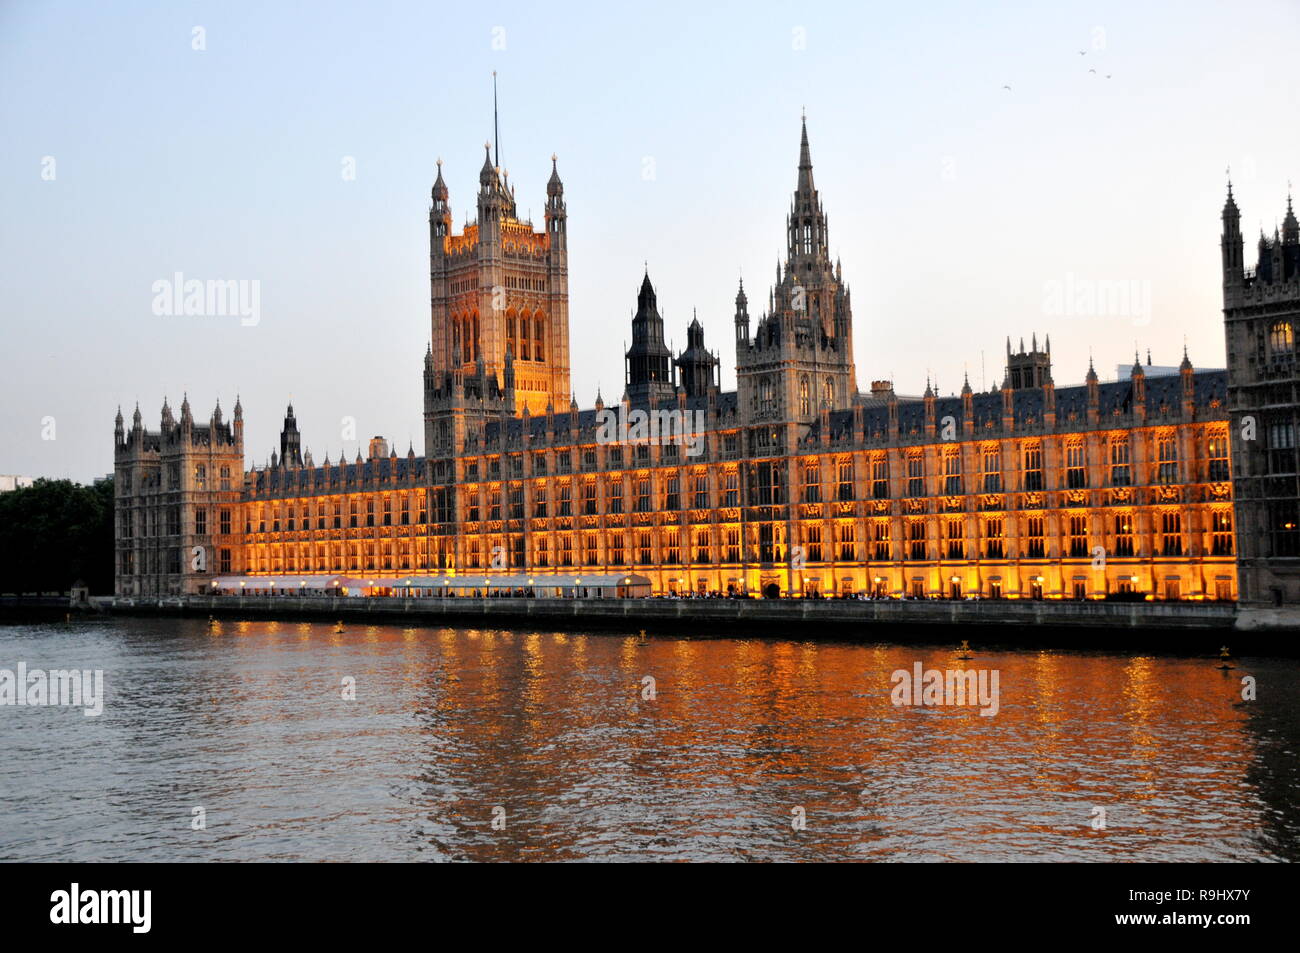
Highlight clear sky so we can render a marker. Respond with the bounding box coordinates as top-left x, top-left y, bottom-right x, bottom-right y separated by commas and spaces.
2, 0, 1298, 482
